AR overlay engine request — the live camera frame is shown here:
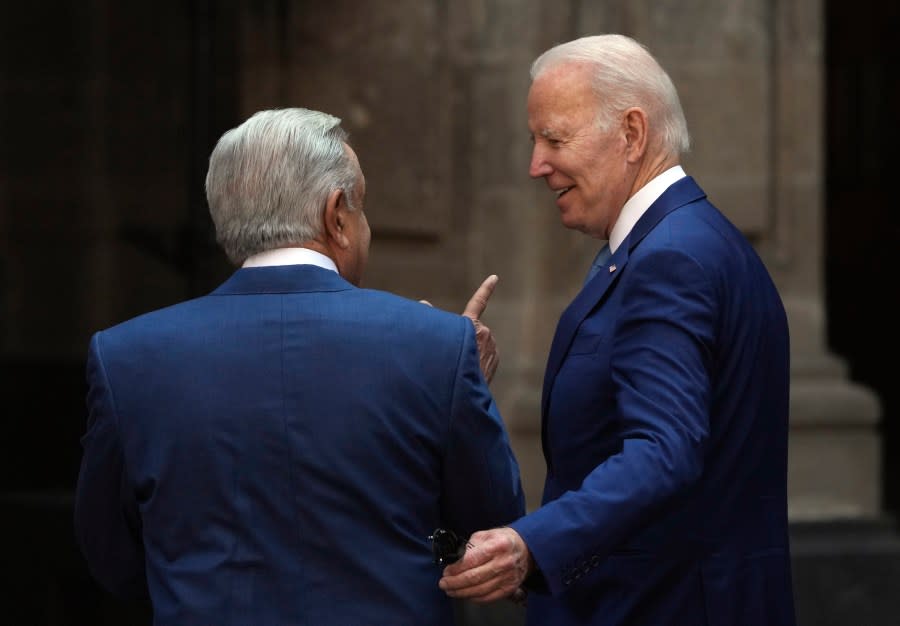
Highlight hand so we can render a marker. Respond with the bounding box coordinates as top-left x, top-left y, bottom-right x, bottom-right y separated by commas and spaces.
462, 275, 499, 384
438, 527, 533, 603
